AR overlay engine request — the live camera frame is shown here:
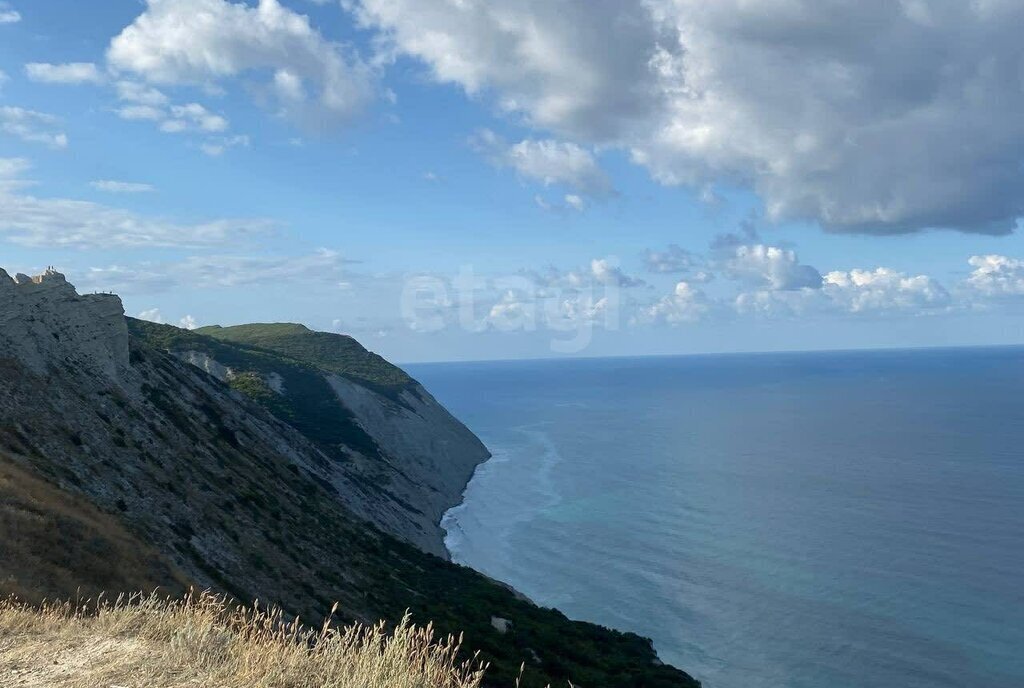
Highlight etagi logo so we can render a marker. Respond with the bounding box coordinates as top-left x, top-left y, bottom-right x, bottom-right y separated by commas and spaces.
400, 266, 623, 354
